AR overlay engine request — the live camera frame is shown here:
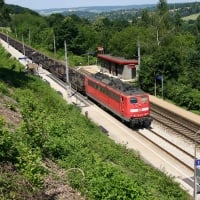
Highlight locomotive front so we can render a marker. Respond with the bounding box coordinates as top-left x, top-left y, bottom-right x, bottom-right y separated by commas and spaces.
127, 94, 152, 128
